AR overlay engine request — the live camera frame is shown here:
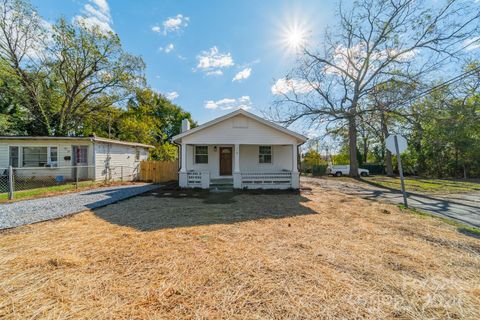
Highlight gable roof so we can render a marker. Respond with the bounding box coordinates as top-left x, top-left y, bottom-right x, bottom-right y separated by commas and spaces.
172, 109, 307, 143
